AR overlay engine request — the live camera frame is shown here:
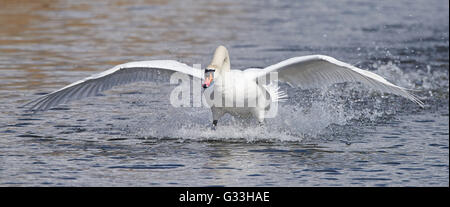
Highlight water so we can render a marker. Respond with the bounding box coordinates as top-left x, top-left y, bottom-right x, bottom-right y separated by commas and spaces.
0, 0, 448, 186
